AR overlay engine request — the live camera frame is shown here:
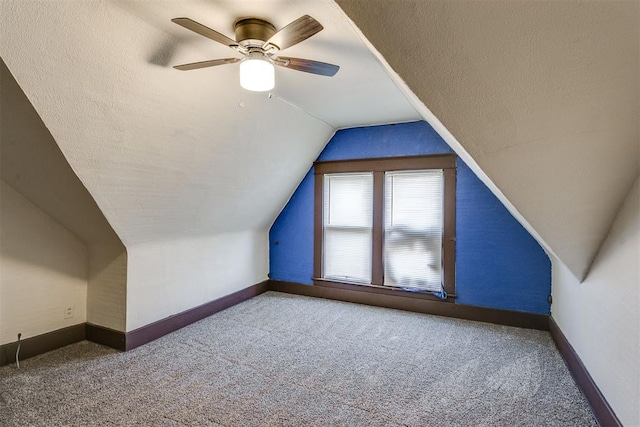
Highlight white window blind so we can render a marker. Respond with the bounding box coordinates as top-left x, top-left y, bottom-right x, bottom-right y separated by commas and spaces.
323, 173, 373, 283
384, 170, 444, 292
